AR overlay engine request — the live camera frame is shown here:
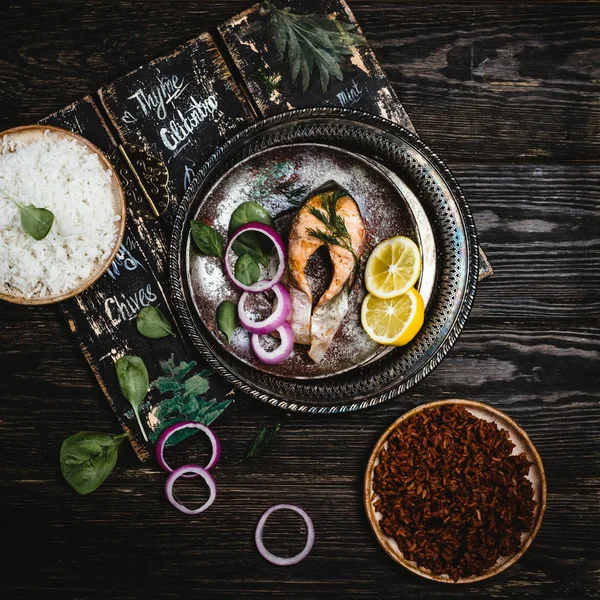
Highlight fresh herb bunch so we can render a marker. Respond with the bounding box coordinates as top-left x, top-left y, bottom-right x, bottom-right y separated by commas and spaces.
261, 1, 365, 92
307, 189, 360, 275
